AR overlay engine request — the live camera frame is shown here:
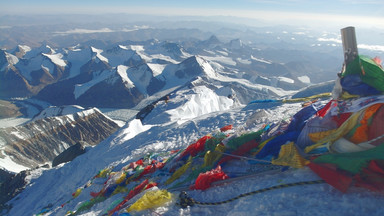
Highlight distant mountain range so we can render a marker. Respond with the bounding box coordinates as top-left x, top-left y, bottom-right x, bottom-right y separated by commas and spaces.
0, 36, 344, 108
